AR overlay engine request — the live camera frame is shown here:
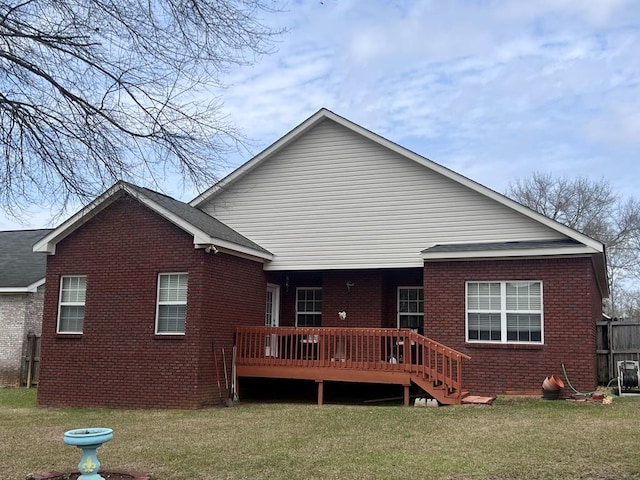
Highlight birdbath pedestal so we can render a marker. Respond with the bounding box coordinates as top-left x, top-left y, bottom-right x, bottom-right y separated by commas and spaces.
63, 428, 113, 480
